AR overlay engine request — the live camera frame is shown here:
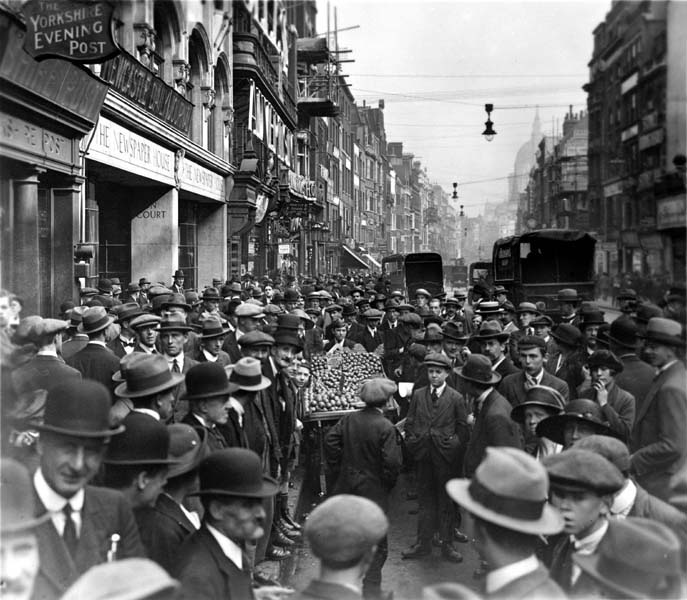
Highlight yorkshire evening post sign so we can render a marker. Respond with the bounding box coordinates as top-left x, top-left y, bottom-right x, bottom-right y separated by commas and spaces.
22, 0, 119, 63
